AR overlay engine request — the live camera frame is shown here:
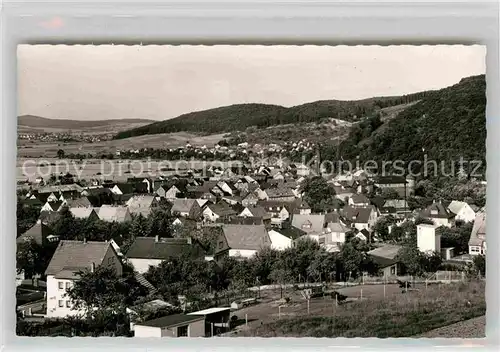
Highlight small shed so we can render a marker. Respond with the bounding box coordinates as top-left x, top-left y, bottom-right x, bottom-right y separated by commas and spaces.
133, 314, 205, 338
187, 307, 231, 337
